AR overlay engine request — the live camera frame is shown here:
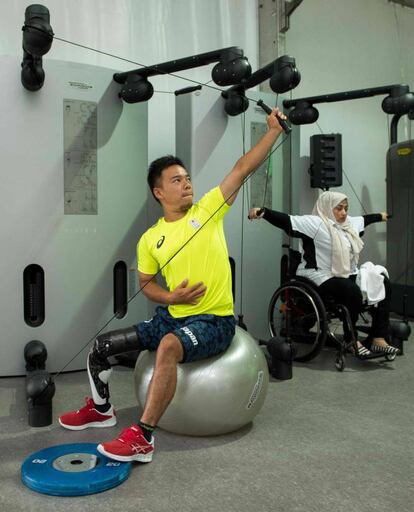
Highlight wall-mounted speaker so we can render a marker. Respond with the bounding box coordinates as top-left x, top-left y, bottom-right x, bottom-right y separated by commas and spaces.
310, 134, 342, 189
